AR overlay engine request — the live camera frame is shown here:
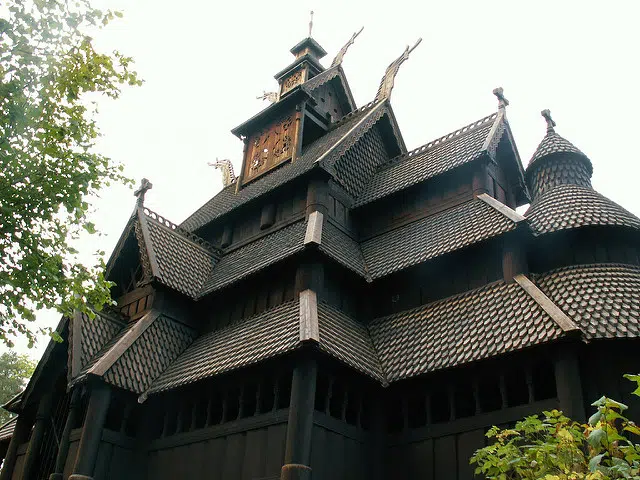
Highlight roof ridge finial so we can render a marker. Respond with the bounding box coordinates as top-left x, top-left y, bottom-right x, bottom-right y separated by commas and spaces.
134, 178, 152, 207
331, 26, 364, 68
492, 87, 509, 110
541, 109, 556, 133
308, 10, 314, 37
375, 38, 422, 101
